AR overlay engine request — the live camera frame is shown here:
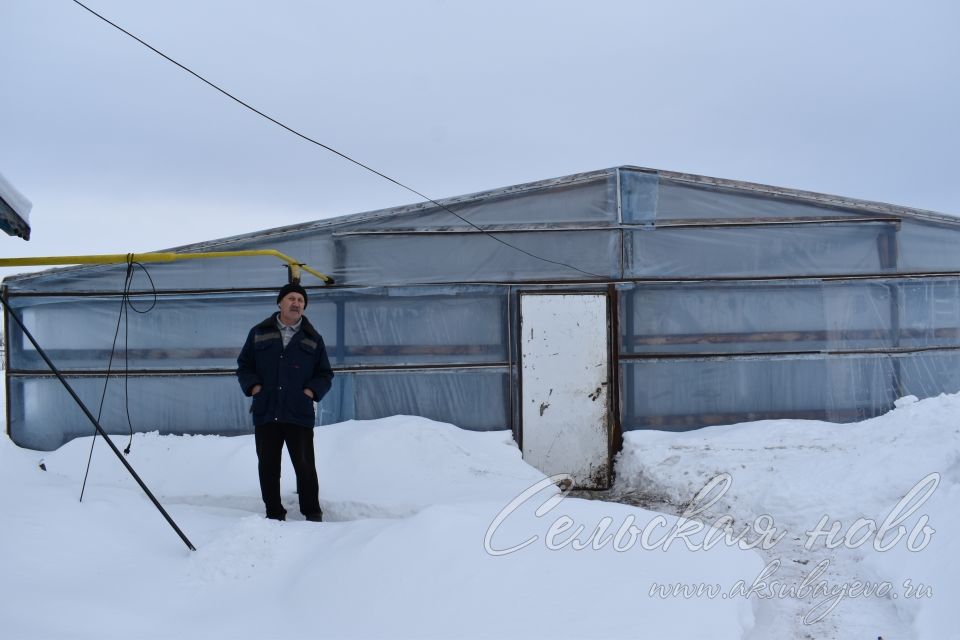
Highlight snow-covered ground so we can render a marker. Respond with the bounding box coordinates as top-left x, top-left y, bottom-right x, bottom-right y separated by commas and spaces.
2, 395, 958, 639
1, 415, 759, 640
616, 393, 960, 639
